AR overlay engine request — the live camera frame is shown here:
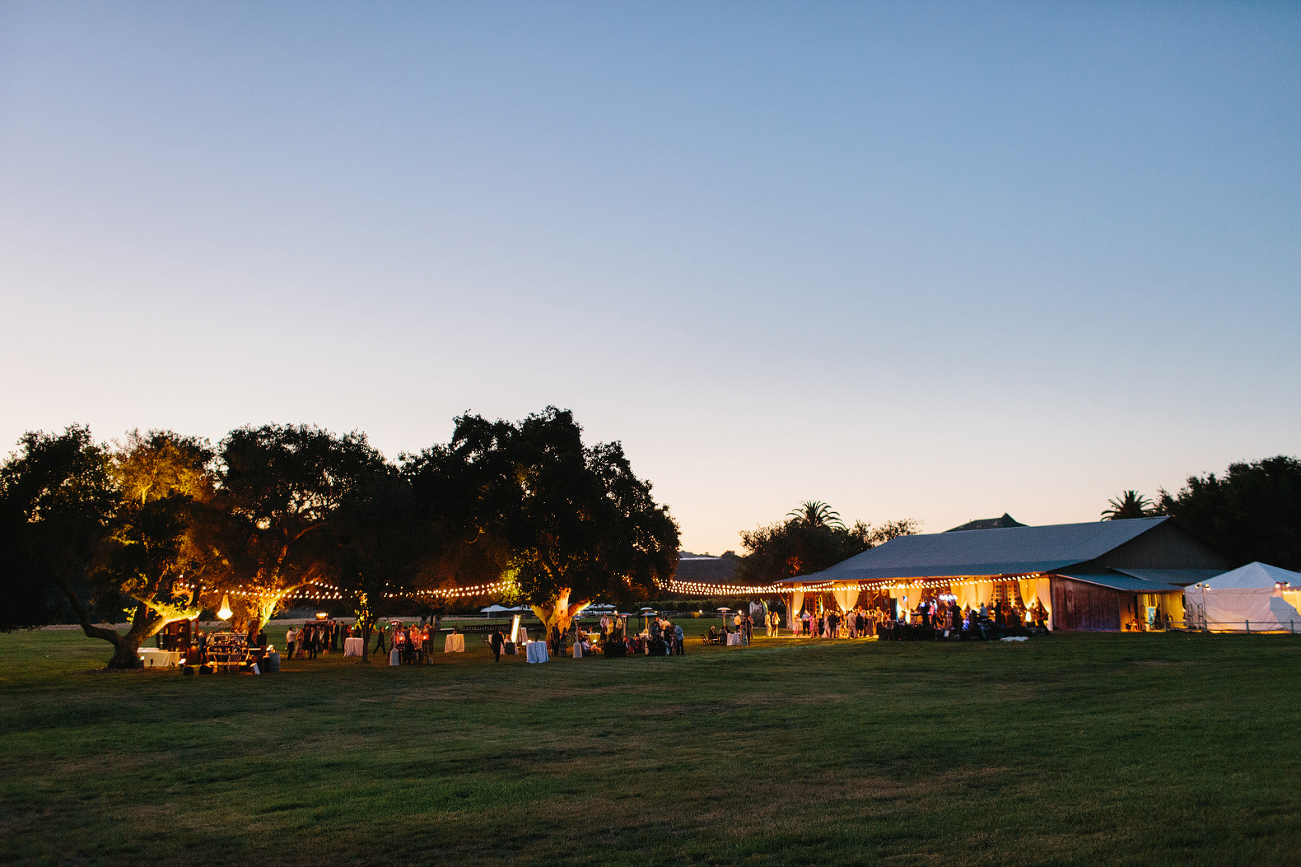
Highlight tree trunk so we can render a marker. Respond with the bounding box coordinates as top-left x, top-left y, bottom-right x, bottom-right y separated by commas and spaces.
531, 589, 591, 641
249, 593, 285, 635
358, 620, 374, 664
107, 636, 144, 670
54, 577, 192, 670
353, 592, 375, 664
